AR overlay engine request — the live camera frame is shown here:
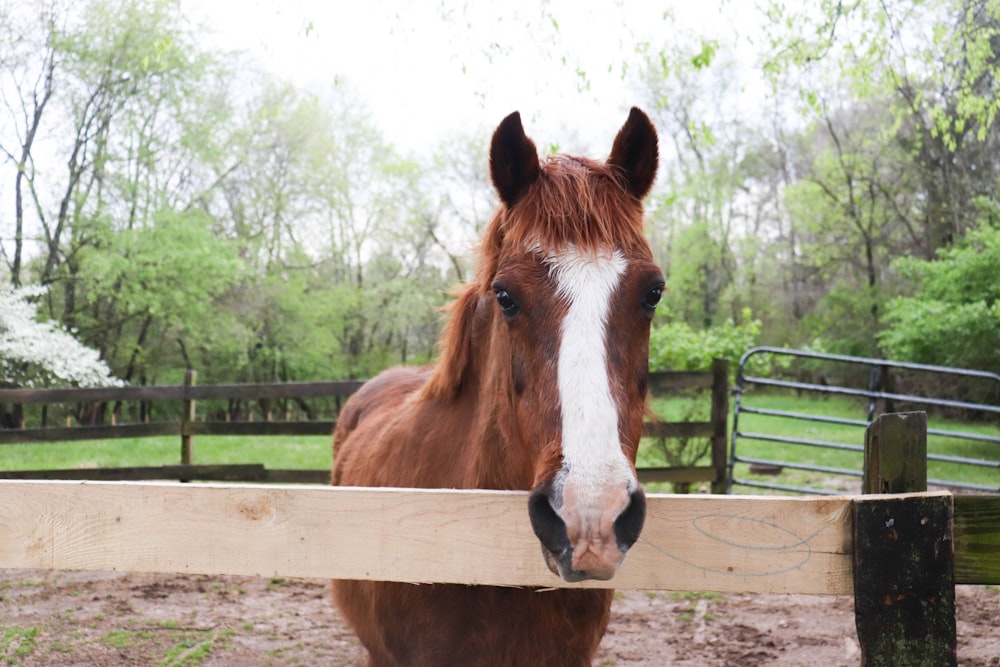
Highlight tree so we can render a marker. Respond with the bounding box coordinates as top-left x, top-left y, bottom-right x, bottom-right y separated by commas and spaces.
47, 0, 227, 326
425, 130, 496, 282
75, 208, 245, 384
201, 80, 456, 381
637, 38, 747, 328
880, 217, 1000, 372
0, 0, 266, 385
0, 284, 121, 388
0, 0, 58, 287
782, 99, 919, 356
761, 0, 1000, 256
